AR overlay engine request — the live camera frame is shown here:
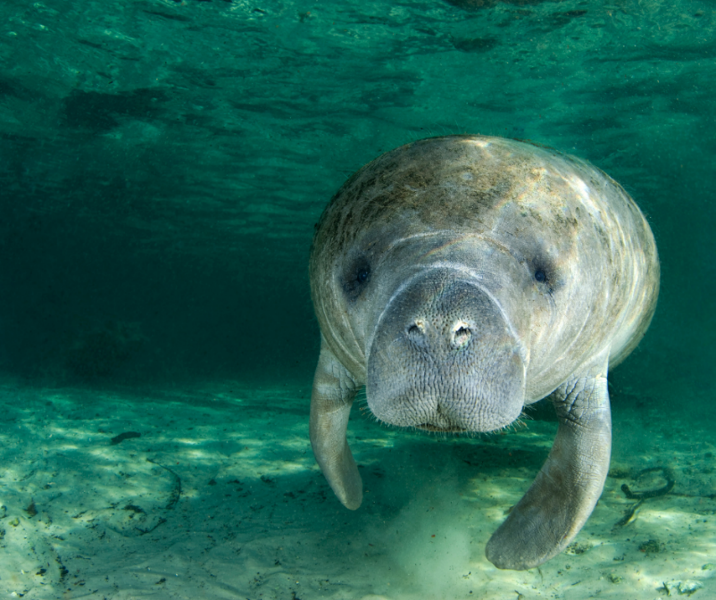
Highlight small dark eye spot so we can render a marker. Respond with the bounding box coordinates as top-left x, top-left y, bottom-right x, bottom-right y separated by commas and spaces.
342, 255, 371, 300
534, 269, 546, 283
